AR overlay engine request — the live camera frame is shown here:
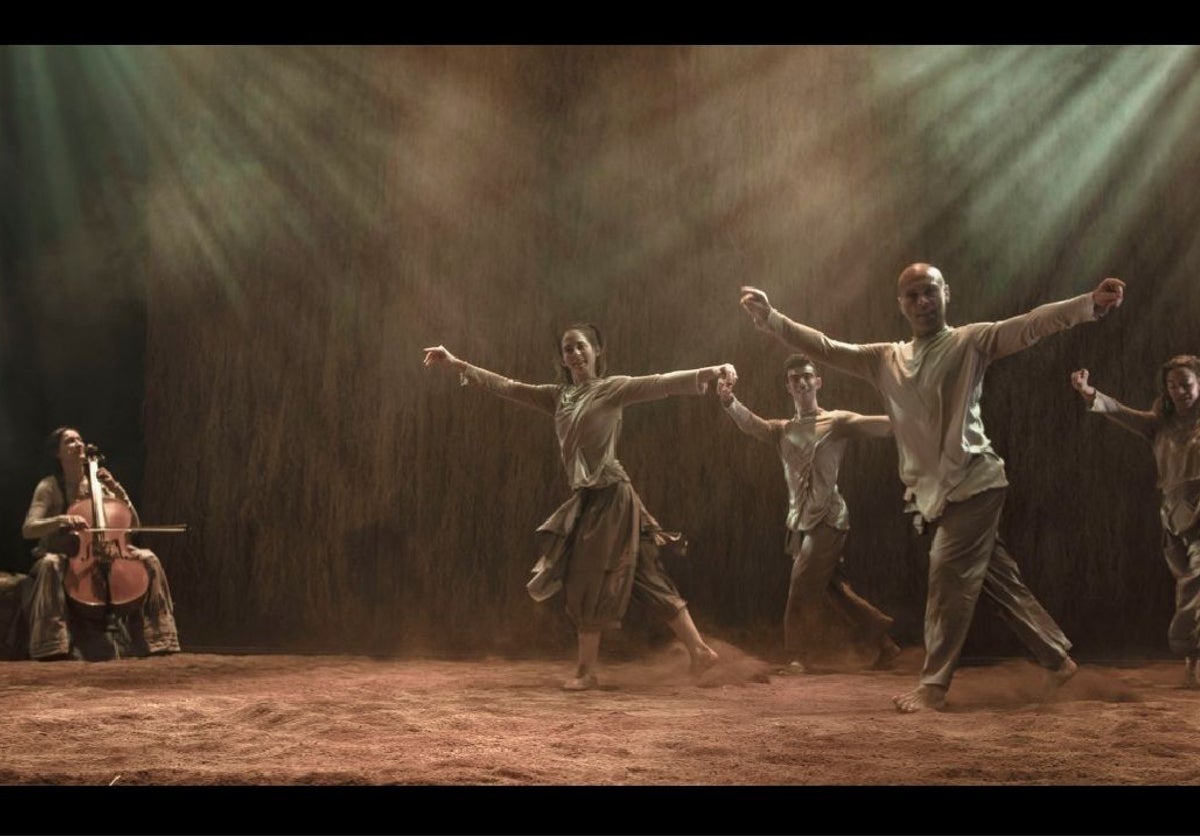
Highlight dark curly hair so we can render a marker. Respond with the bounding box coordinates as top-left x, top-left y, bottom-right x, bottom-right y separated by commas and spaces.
1154, 355, 1200, 421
